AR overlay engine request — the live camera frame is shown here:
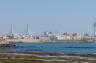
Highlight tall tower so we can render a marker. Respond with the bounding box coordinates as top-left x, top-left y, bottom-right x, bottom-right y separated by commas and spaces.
10, 24, 14, 35
93, 22, 96, 37
26, 24, 31, 35
10, 24, 17, 36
